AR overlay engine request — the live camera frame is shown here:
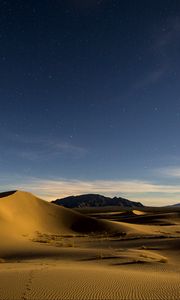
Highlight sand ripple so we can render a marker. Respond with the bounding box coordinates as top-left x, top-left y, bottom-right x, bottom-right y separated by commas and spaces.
0, 263, 179, 300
